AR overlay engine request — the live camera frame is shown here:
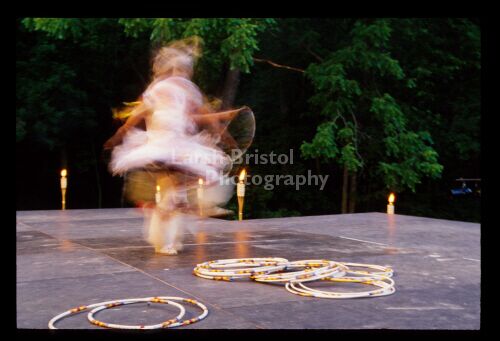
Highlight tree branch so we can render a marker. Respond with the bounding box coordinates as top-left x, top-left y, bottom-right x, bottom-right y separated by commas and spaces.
349, 108, 365, 169
306, 46, 324, 62
336, 110, 348, 127
253, 57, 305, 73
